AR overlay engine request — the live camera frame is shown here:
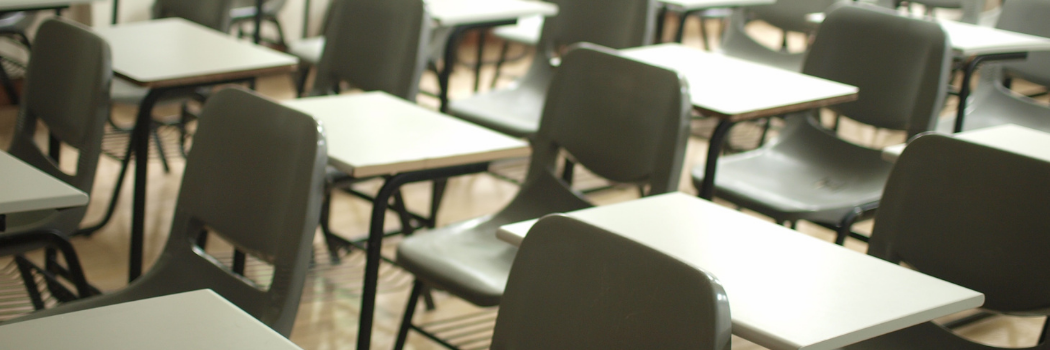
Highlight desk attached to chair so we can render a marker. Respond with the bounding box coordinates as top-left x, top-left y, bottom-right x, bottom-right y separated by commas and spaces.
0, 151, 87, 232
497, 192, 985, 350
